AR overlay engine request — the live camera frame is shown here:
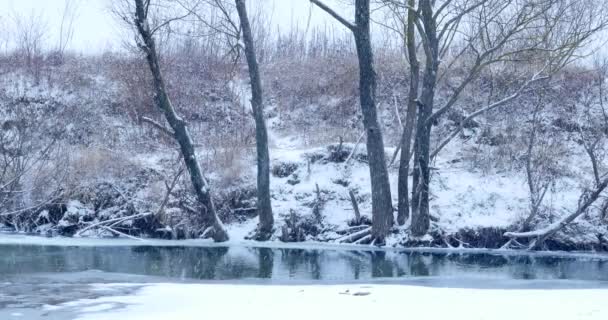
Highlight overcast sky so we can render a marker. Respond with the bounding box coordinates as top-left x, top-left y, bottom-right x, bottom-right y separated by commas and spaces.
0, 0, 349, 54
